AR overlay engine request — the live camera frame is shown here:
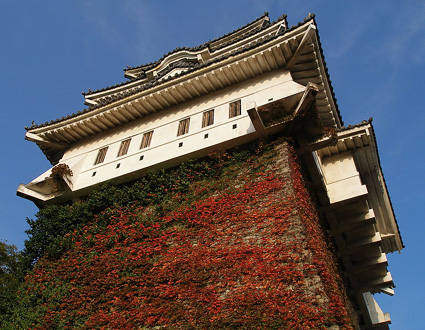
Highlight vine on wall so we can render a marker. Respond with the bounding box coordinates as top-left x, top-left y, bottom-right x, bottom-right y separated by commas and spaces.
8, 139, 355, 329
